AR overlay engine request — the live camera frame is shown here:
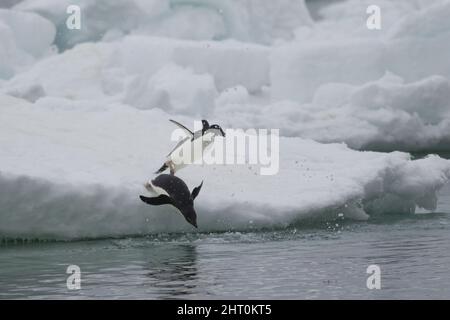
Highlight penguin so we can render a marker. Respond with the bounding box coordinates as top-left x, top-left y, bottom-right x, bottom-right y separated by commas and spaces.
155, 119, 226, 175
140, 174, 203, 228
